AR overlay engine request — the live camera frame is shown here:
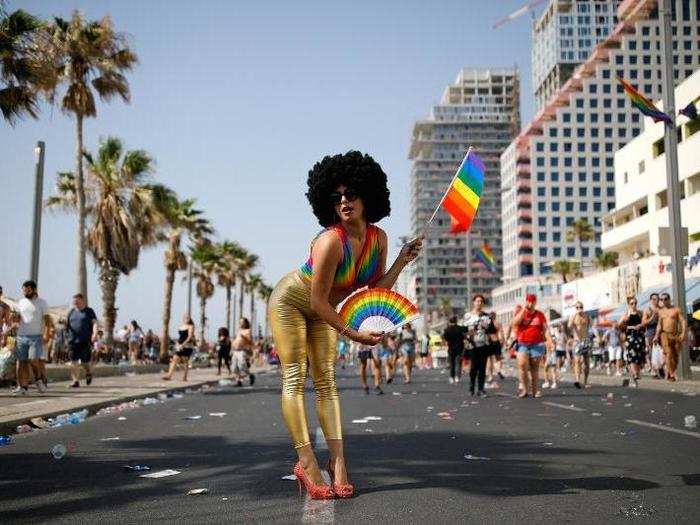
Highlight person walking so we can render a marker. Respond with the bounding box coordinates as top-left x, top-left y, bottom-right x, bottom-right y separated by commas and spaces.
216, 327, 232, 375
642, 293, 660, 374
653, 293, 687, 382
511, 294, 552, 398
568, 301, 592, 389
485, 311, 505, 384
127, 320, 144, 365
398, 323, 416, 383
232, 317, 256, 387
620, 296, 645, 387
162, 315, 196, 381
463, 294, 494, 397
357, 342, 382, 395
1, 281, 50, 395
442, 316, 467, 385
605, 322, 624, 377
66, 293, 98, 388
